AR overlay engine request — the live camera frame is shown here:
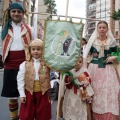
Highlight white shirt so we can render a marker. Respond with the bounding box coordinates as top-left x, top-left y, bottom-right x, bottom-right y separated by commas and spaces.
82, 44, 86, 55
10, 22, 23, 50
17, 58, 40, 97
10, 22, 36, 51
